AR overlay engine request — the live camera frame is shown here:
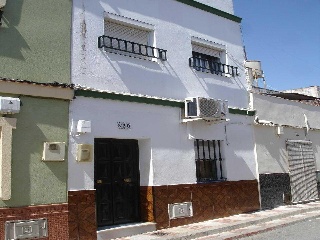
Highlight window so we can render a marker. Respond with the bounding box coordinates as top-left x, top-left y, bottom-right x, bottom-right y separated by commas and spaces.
98, 19, 167, 61
189, 42, 238, 77
192, 51, 221, 75
194, 139, 226, 183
